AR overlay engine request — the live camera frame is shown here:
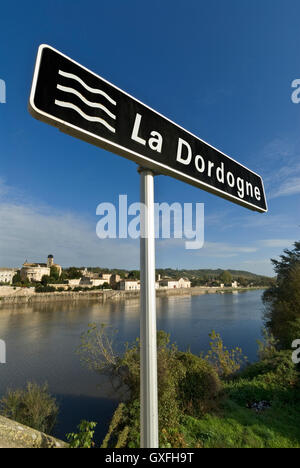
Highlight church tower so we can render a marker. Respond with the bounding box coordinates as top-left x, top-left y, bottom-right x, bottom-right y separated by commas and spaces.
47, 255, 54, 268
